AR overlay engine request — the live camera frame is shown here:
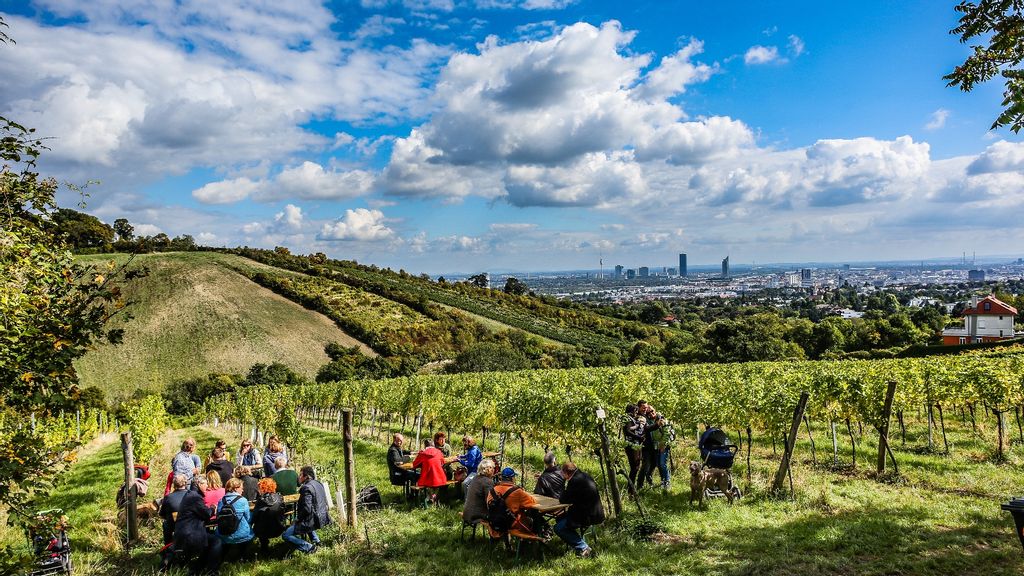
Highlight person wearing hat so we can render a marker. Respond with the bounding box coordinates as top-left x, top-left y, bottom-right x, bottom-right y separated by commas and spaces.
485, 467, 540, 538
